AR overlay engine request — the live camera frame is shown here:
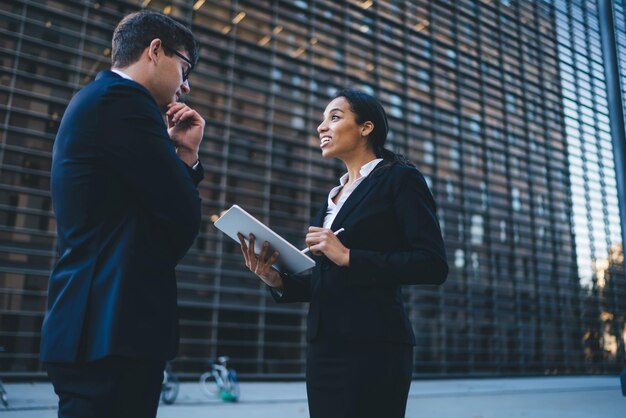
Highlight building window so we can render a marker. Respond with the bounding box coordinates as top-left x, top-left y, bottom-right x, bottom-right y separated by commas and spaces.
470, 214, 484, 245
